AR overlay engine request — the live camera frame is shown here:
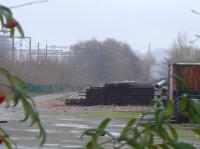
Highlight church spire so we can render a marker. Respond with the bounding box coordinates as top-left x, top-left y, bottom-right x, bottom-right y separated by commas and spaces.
148, 43, 151, 54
